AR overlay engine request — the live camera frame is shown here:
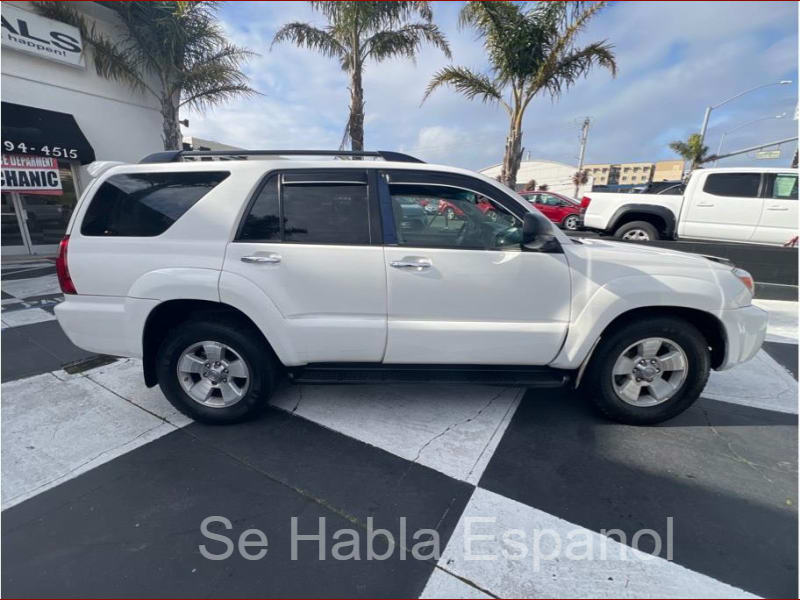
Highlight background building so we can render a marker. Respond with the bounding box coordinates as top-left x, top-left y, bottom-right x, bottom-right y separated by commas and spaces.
480, 159, 593, 197
582, 163, 618, 186
617, 162, 654, 185
2, 1, 165, 255
652, 159, 684, 181
582, 159, 684, 191
182, 136, 243, 152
